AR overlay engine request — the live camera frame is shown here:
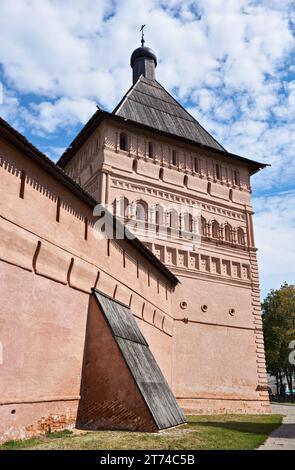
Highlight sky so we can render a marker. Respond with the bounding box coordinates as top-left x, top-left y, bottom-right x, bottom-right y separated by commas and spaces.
0, 0, 294, 299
